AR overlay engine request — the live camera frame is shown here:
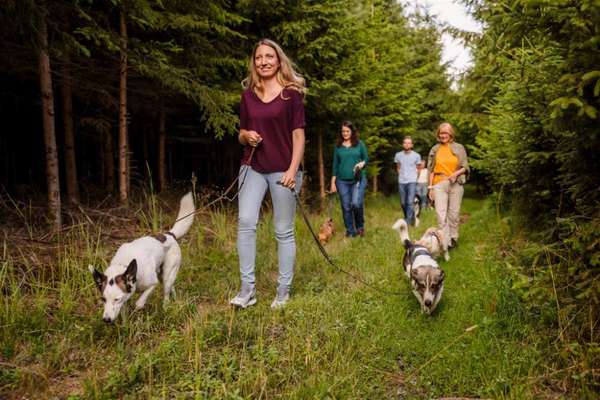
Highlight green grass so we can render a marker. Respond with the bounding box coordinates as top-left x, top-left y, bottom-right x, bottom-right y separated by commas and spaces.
1, 190, 552, 399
